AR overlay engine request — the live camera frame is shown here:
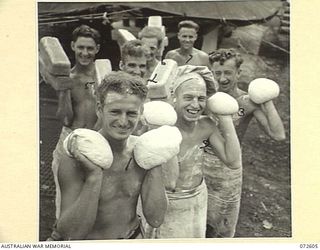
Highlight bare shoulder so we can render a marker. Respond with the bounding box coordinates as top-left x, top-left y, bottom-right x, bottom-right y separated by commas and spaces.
198, 116, 218, 138
193, 48, 209, 57
165, 49, 179, 58
236, 91, 259, 114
